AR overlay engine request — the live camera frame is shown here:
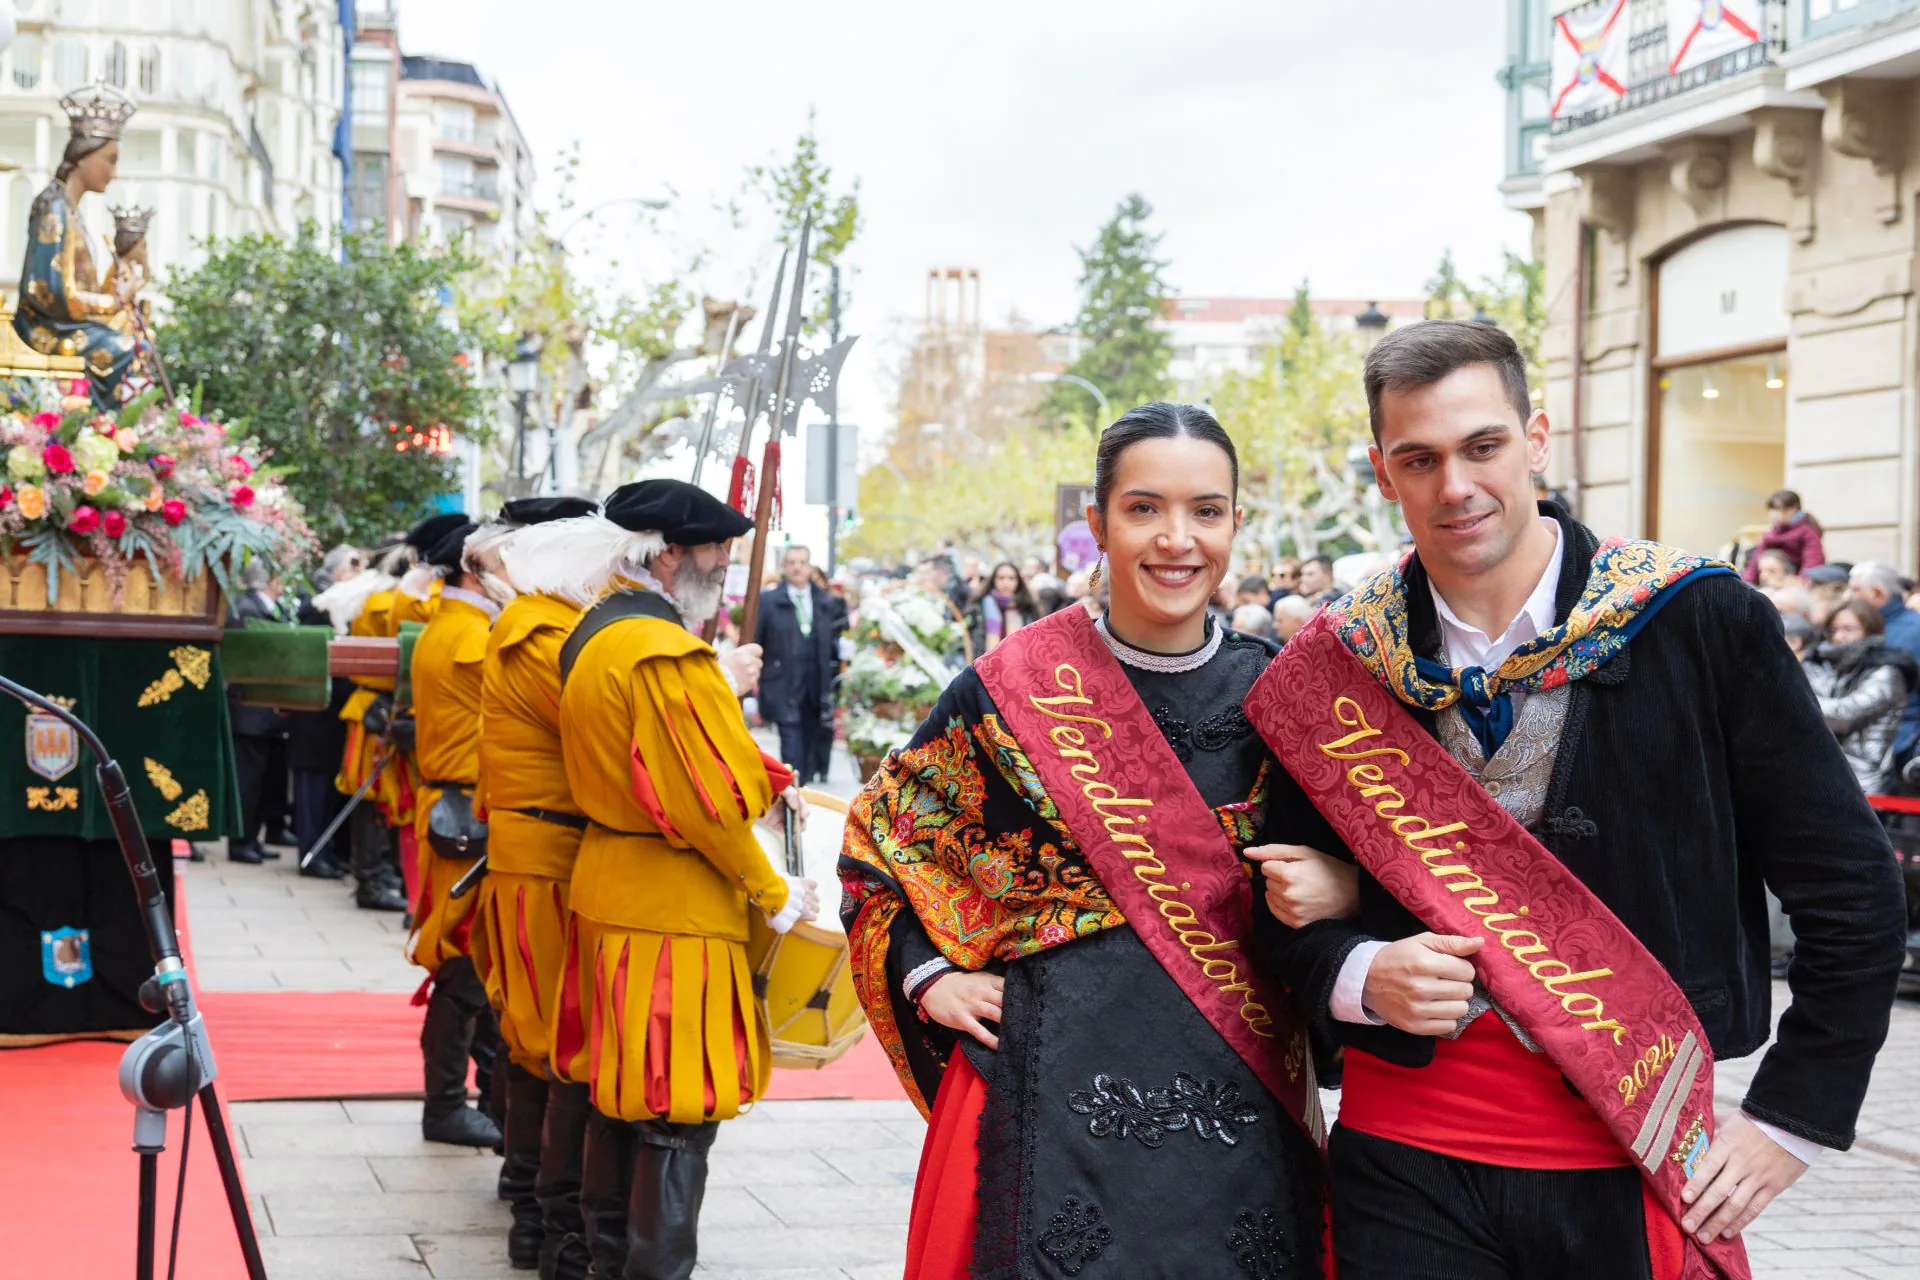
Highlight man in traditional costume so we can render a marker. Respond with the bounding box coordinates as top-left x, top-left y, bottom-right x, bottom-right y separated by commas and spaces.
1246, 321, 1906, 1279
407, 519, 507, 1147
15, 83, 143, 409
462, 494, 598, 1276
843, 402, 1330, 1277
546, 479, 816, 1280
